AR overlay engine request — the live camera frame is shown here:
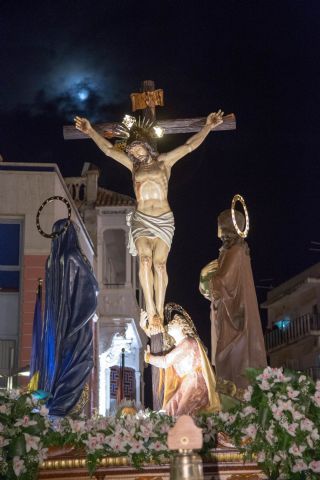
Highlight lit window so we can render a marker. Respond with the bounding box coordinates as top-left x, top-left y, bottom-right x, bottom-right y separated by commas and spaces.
275, 316, 291, 330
